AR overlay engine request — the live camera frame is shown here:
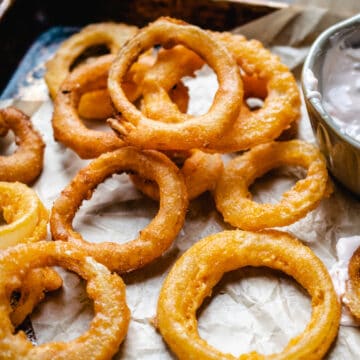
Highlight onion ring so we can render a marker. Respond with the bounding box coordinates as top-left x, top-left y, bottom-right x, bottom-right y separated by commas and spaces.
0, 241, 130, 359
45, 22, 138, 99
0, 181, 48, 249
0, 107, 45, 184
214, 140, 332, 230
131, 150, 223, 200
52, 55, 124, 159
108, 17, 242, 150
344, 247, 360, 320
50, 147, 188, 272
11, 267, 63, 328
157, 229, 340, 360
